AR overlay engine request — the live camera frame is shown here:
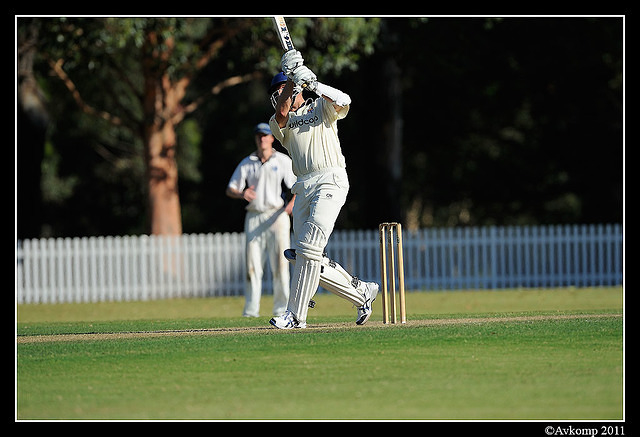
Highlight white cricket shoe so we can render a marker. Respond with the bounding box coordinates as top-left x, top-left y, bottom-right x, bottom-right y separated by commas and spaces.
356, 281, 379, 325
269, 311, 306, 329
